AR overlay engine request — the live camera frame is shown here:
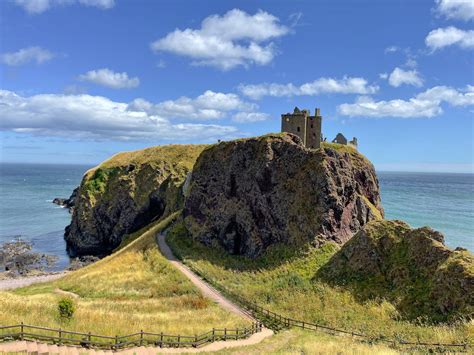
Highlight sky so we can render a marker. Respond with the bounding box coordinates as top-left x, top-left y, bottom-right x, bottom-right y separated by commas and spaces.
0, 0, 473, 172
